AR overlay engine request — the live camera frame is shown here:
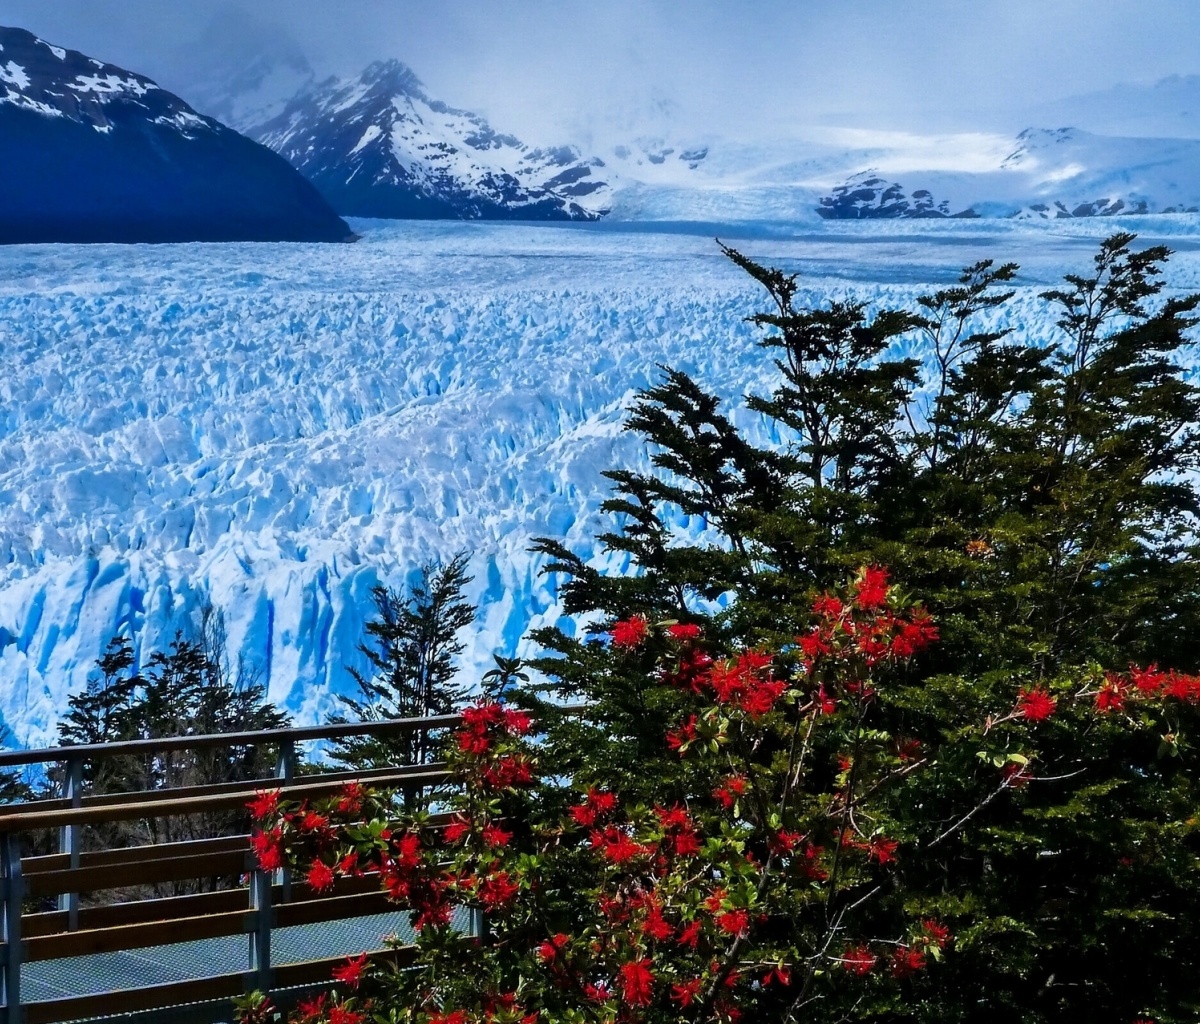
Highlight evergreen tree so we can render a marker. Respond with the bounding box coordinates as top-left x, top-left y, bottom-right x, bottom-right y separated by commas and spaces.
57, 608, 290, 863
329, 553, 475, 770
520, 233, 1200, 1022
